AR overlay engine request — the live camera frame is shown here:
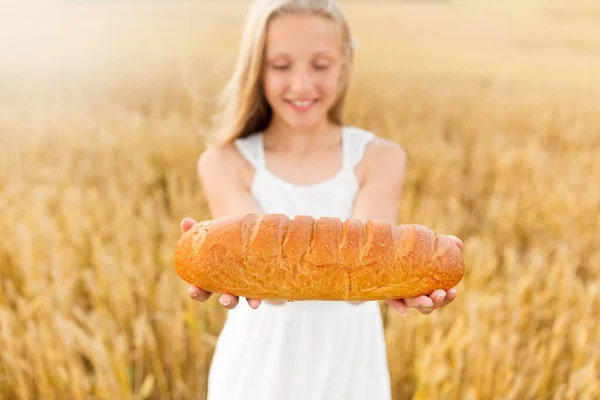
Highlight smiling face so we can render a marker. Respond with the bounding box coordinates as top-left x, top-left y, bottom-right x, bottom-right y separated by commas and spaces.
262, 13, 346, 131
